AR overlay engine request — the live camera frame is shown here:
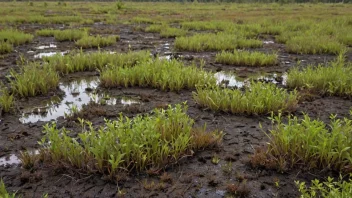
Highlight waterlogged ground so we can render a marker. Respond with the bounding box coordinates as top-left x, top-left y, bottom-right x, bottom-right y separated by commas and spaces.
1, 3, 352, 198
